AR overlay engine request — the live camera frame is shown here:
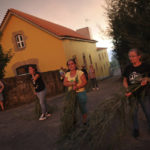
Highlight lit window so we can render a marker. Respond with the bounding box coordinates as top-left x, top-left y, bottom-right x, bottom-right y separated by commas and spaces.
15, 34, 25, 49
89, 54, 93, 64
